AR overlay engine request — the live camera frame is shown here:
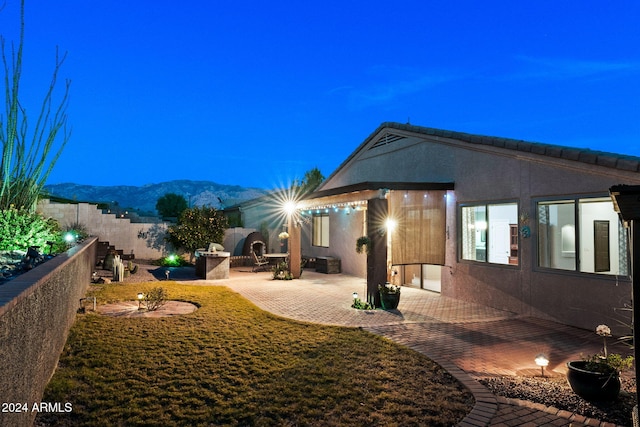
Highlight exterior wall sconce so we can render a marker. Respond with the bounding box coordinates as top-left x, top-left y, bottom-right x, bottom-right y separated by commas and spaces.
535, 353, 549, 377
385, 218, 397, 233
